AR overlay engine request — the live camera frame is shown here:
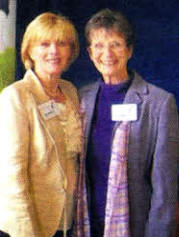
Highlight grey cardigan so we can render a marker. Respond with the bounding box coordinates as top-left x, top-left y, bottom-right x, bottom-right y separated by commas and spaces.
78, 71, 179, 237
